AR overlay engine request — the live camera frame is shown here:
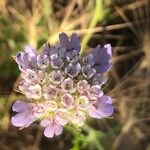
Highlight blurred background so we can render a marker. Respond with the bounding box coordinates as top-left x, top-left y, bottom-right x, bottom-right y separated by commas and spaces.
0, 0, 150, 150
